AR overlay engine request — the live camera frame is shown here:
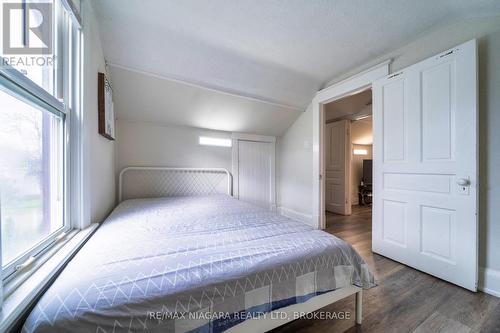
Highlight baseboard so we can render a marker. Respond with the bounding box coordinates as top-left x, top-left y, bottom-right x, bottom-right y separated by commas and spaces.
278, 206, 313, 225
479, 267, 500, 298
